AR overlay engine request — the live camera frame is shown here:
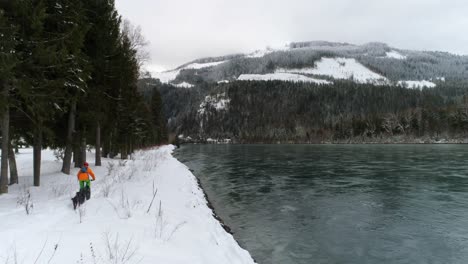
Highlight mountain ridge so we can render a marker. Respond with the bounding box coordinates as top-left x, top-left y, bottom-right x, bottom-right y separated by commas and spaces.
152, 41, 468, 89
168, 41, 465, 69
